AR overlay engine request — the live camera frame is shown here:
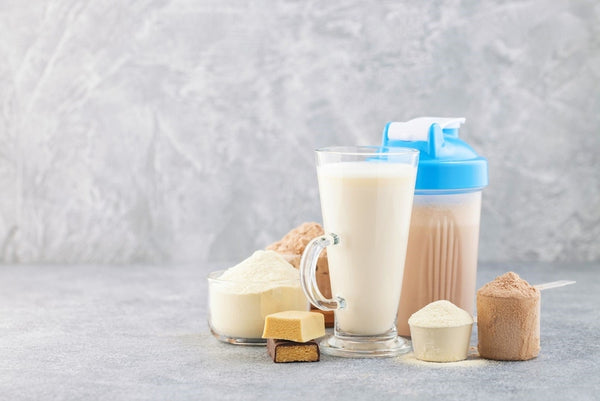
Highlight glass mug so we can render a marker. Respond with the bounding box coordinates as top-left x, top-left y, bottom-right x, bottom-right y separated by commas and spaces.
300, 146, 419, 357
